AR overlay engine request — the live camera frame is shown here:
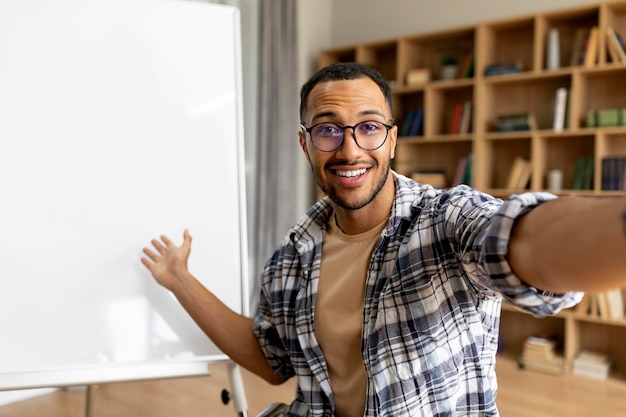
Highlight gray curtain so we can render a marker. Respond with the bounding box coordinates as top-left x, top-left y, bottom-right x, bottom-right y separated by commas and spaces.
199, 0, 300, 314
251, 0, 300, 312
